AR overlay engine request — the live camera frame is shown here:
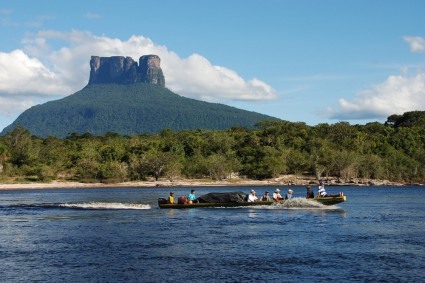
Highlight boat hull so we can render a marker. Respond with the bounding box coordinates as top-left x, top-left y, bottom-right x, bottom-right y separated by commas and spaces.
158, 195, 346, 209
